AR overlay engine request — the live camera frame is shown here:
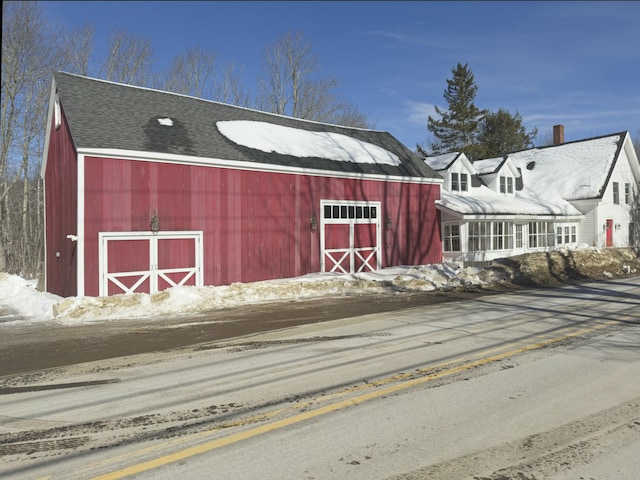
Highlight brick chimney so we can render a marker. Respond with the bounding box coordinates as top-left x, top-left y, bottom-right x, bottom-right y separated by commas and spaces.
553, 124, 565, 145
